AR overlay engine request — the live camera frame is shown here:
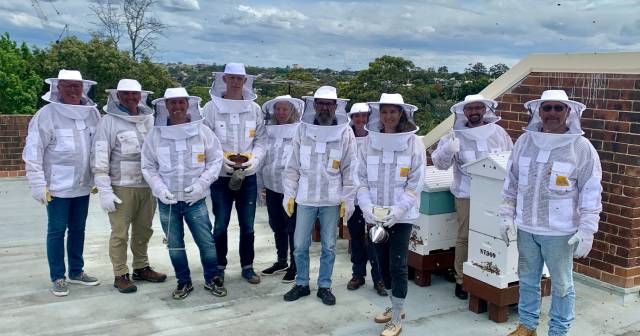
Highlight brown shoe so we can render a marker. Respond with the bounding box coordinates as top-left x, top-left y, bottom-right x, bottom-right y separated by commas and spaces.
374, 307, 406, 324
114, 274, 137, 293
132, 266, 167, 283
507, 325, 537, 336
374, 282, 388, 296
347, 276, 365, 290
380, 321, 402, 336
